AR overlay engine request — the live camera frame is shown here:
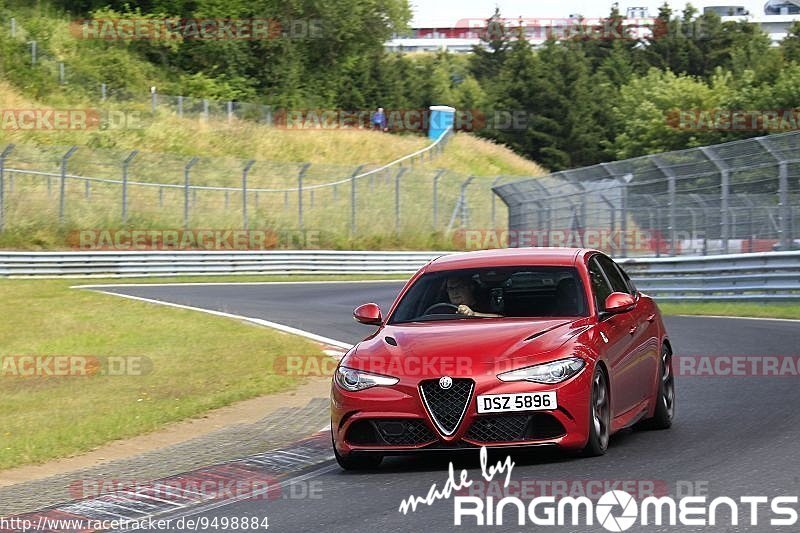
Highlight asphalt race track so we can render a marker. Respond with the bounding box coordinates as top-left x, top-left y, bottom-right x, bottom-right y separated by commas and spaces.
90, 282, 800, 533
